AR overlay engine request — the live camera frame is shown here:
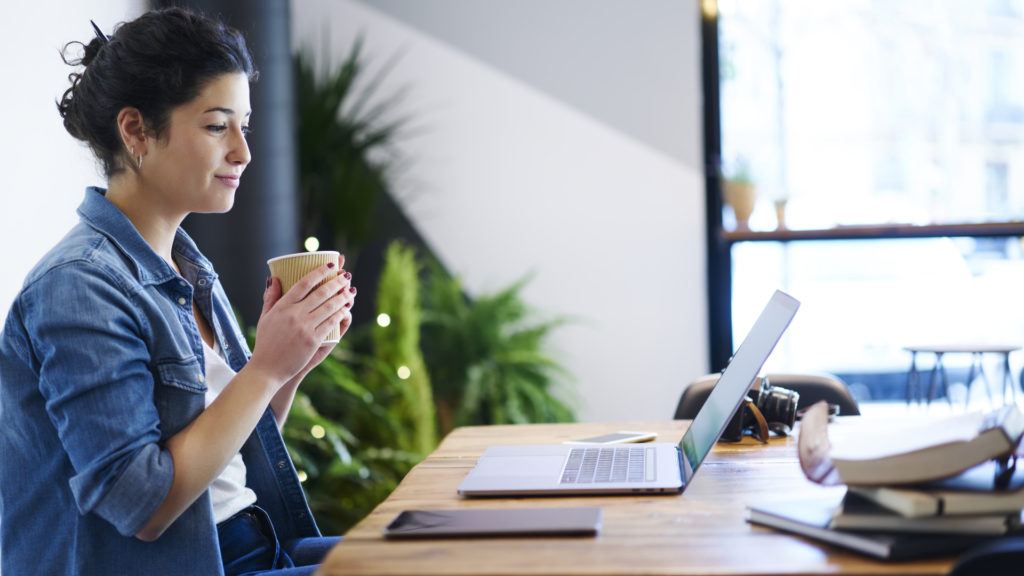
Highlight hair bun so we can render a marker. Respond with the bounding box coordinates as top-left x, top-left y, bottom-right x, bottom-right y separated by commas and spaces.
80, 37, 106, 67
